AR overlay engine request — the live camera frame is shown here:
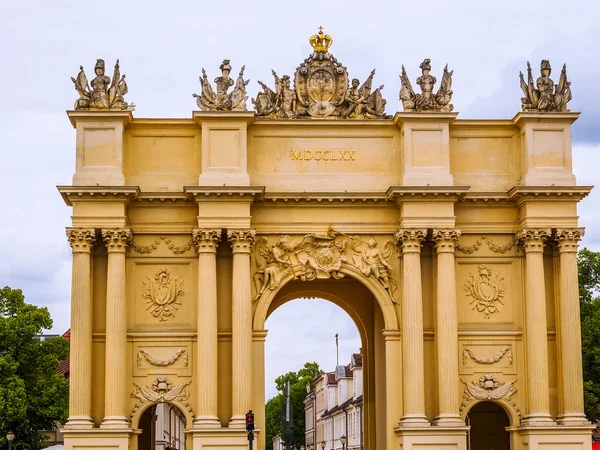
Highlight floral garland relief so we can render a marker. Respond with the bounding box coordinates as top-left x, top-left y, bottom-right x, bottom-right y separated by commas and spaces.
462, 347, 513, 365
137, 349, 188, 367
142, 268, 185, 322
